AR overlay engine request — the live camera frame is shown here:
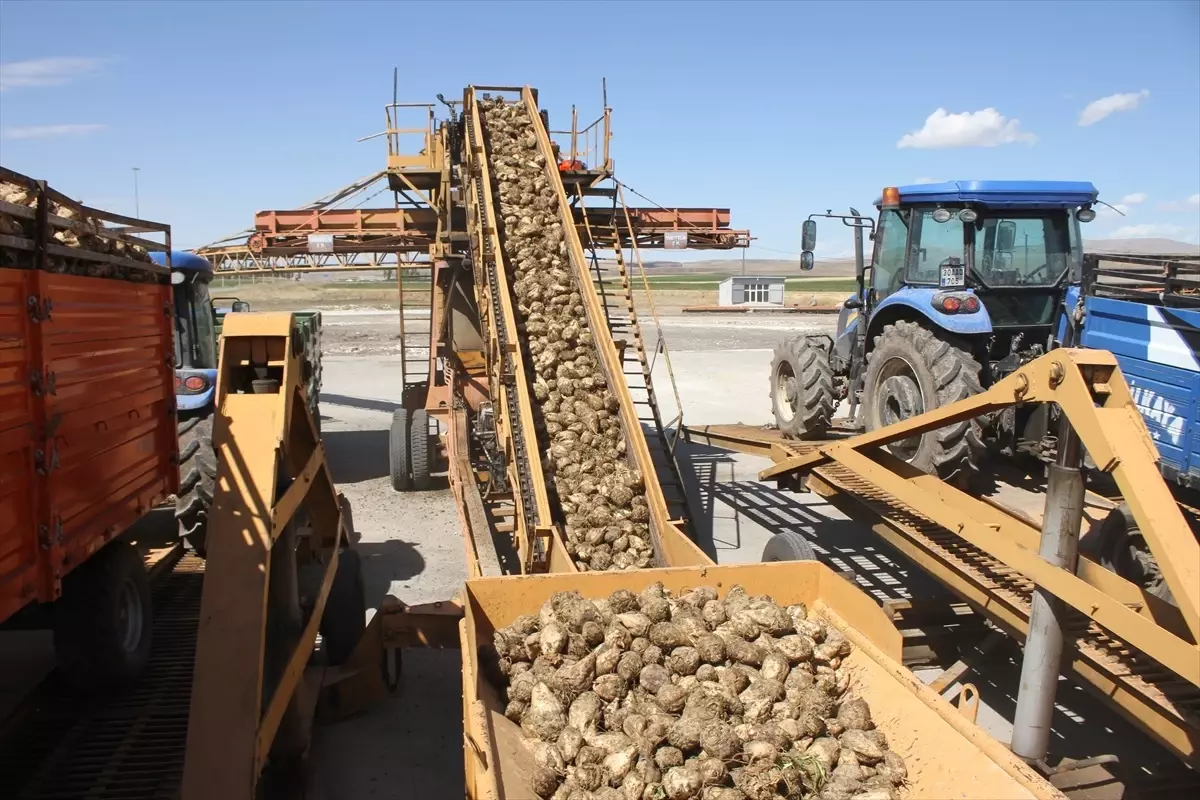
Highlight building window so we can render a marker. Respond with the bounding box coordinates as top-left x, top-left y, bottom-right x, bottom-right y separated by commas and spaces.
744, 282, 770, 303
